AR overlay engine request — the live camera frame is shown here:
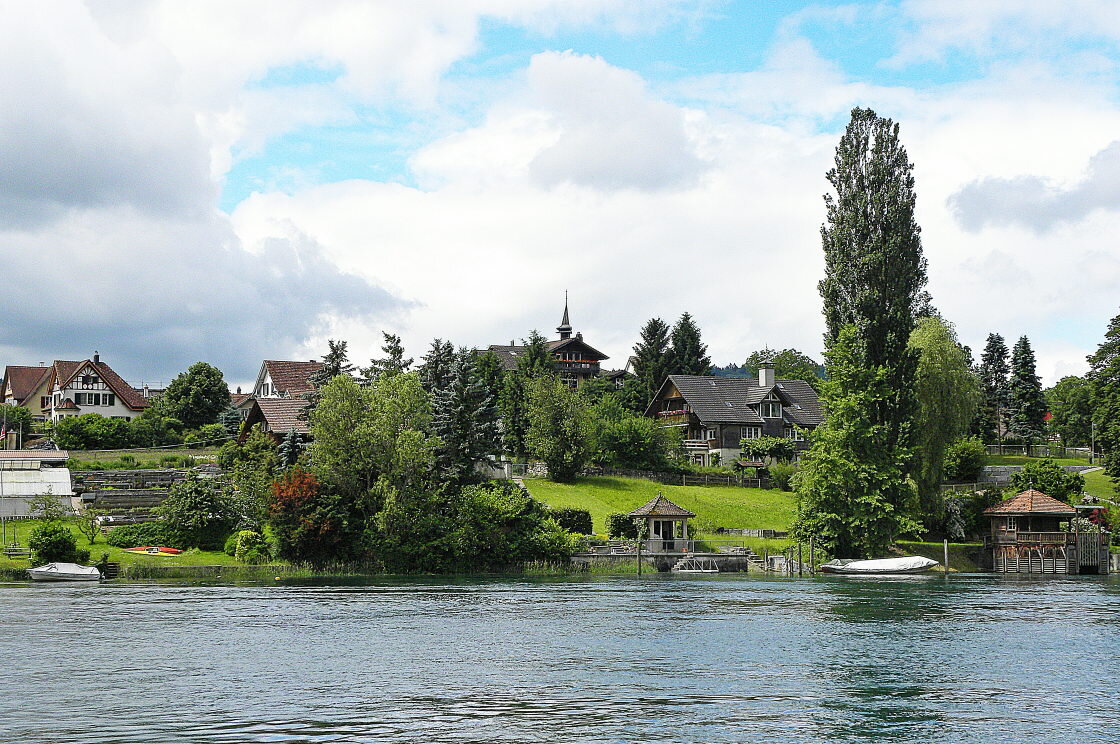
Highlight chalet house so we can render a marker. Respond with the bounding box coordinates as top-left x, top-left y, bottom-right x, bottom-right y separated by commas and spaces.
2, 365, 54, 420
235, 359, 323, 440
644, 366, 823, 466
485, 297, 609, 388
983, 489, 1109, 574
234, 359, 324, 420
45, 354, 149, 422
